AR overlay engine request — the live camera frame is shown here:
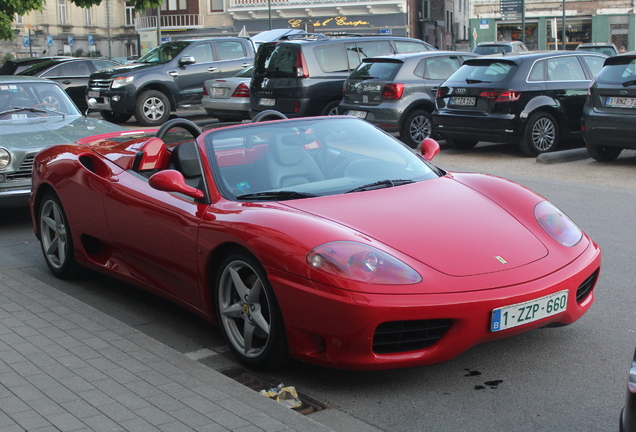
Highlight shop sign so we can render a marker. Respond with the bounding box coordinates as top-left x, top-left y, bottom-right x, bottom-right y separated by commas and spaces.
500, 0, 522, 20
480, 19, 489, 29
288, 17, 370, 29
